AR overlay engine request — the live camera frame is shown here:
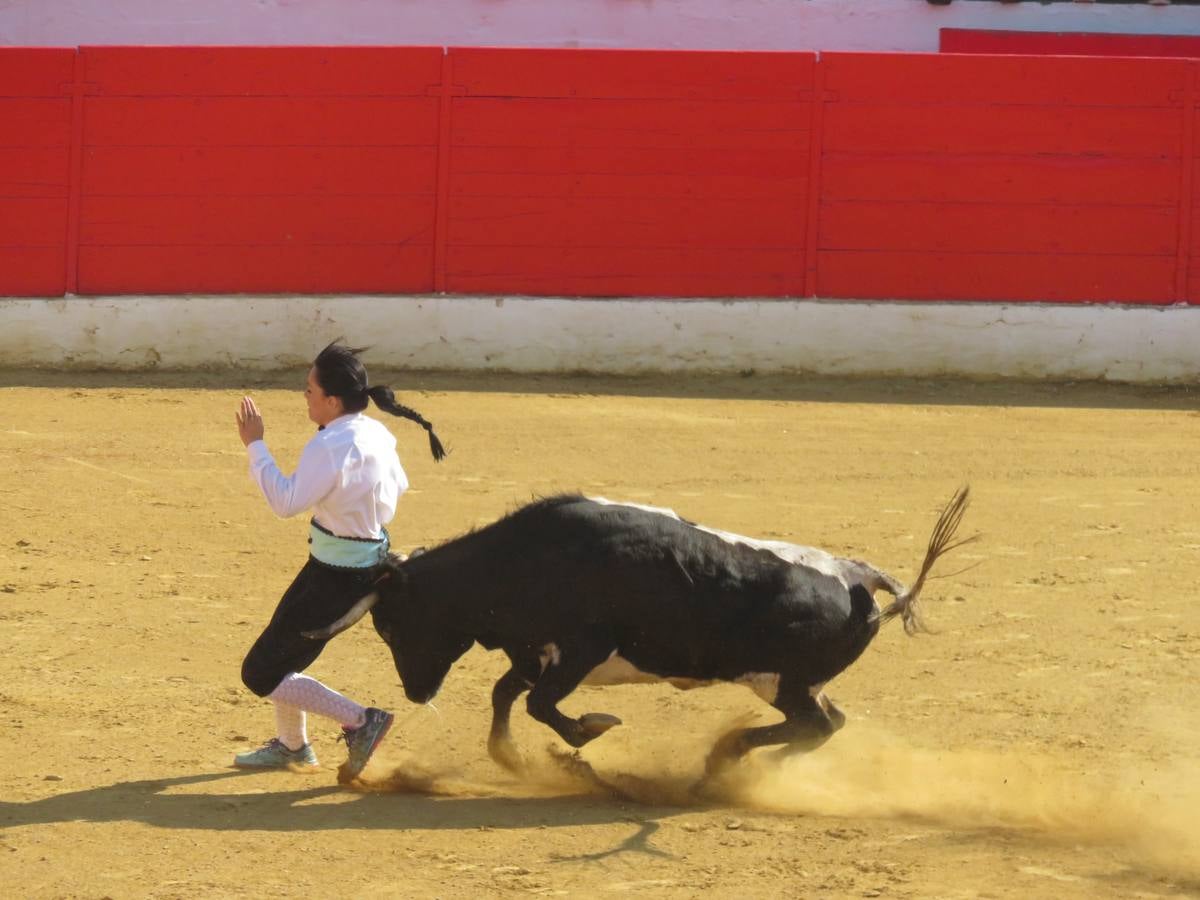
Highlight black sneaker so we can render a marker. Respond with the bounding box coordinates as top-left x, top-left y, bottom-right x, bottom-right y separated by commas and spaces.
339, 707, 394, 780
